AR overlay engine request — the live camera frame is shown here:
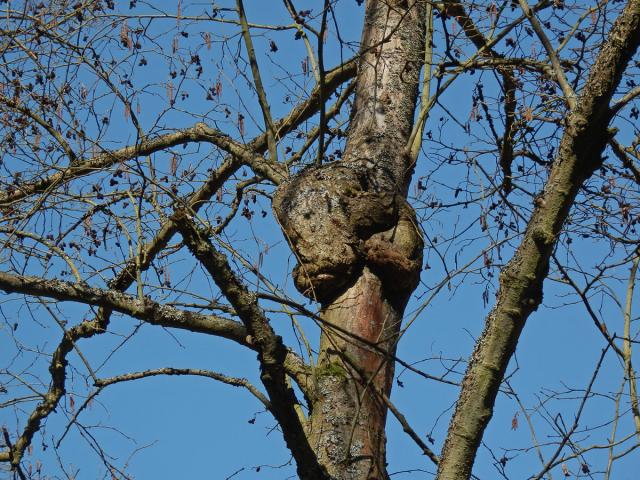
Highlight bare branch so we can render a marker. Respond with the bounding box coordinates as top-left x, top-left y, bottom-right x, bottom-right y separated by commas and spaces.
612, 84, 640, 113
0, 123, 279, 207
237, 0, 278, 163
0, 57, 357, 207
0, 271, 247, 341
531, 346, 610, 480
437, 1, 640, 477
174, 210, 328, 480
518, 0, 577, 109
610, 138, 640, 185
622, 252, 640, 438
95, 367, 270, 409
